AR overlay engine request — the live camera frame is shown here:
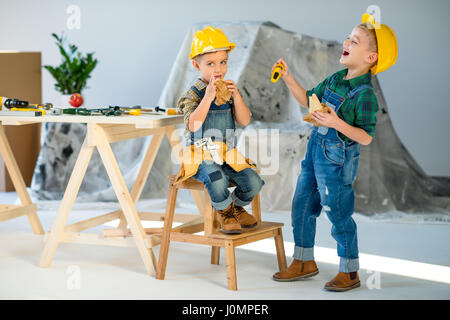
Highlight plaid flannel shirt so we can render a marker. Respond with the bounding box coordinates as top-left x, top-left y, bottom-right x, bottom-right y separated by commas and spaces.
176, 78, 236, 139
306, 68, 379, 142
